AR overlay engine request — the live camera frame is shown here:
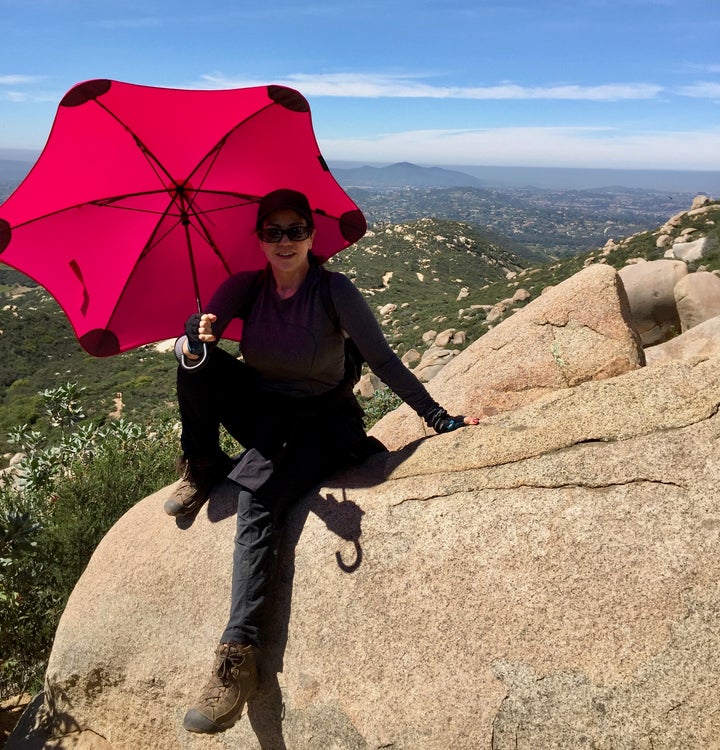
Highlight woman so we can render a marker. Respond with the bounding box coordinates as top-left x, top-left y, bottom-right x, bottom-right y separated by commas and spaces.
169, 188, 478, 734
